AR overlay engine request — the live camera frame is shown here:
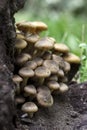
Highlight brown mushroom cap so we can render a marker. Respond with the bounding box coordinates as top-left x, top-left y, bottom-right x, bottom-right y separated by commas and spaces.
37, 88, 53, 107
24, 85, 37, 96
59, 83, 69, 93
25, 33, 40, 43
53, 43, 70, 53
15, 38, 27, 49
19, 67, 34, 78
47, 81, 60, 91
57, 69, 64, 77
12, 75, 23, 83
35, 37, 54, 50
16, 33, 25, 39
21, 102, 38, 116
42, 51, 52, 60
33, 57, 43, 66
43, 60, 59, 74
63, 61, 71, 72
46, 74, 58, 81
15, 96, 25, 104
17, 21, 48, 33
35, 66, 51, 78
24, 60, 37, 70
63, 53, 80, 64
52, 54, 65, 69
15, 53, 32, 65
